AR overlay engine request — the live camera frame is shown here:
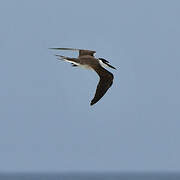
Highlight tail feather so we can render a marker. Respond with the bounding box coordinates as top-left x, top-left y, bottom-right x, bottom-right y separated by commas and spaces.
55, 54, 69, 60
55, 54, 80, 66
